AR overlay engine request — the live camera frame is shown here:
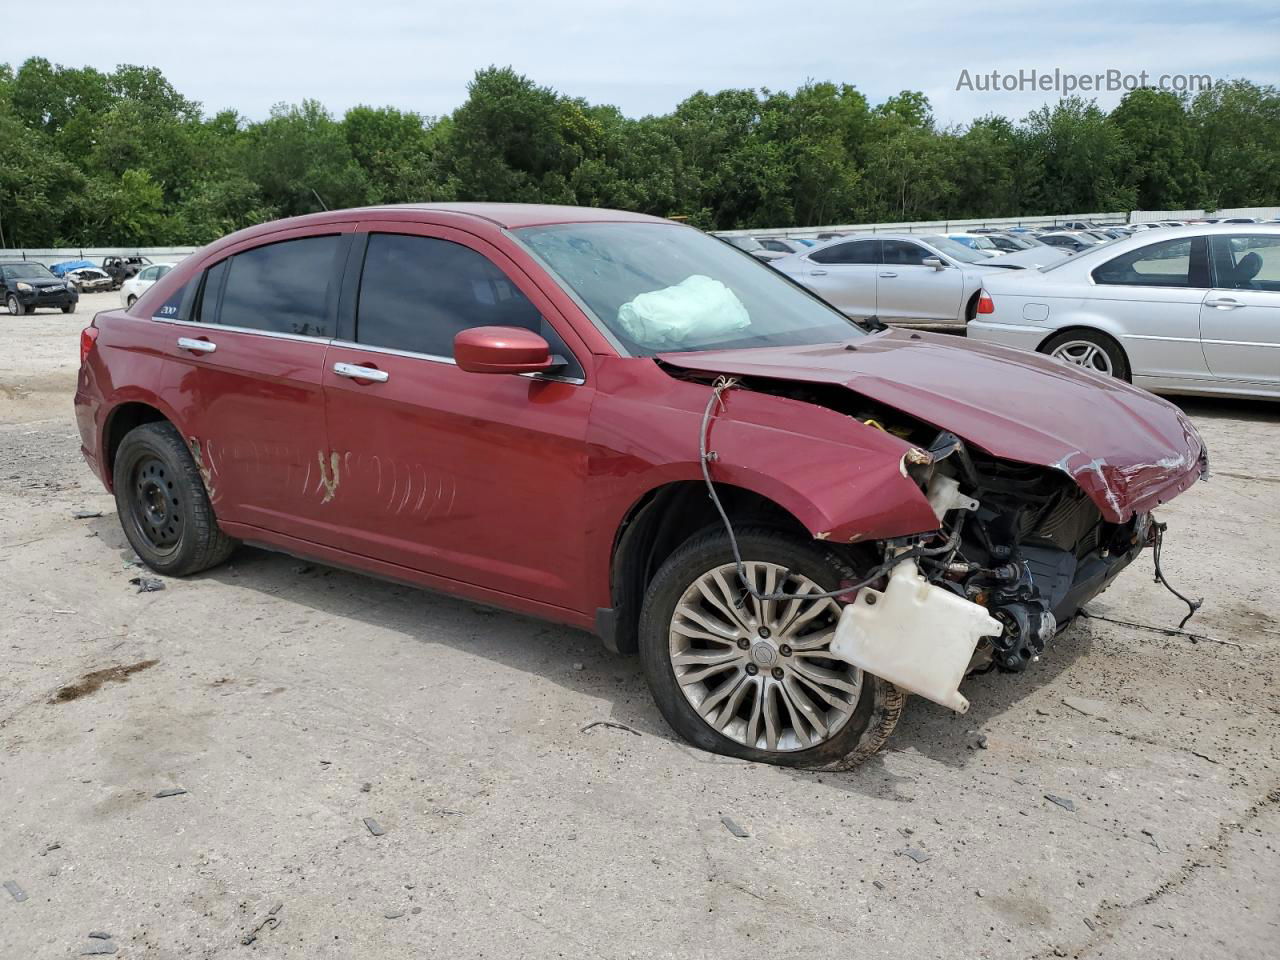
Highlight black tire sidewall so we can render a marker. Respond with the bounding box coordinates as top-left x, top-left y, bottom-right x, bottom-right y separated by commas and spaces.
113, 423, 211, 576
8, 295, 23, 316
638, 527, 896, 768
